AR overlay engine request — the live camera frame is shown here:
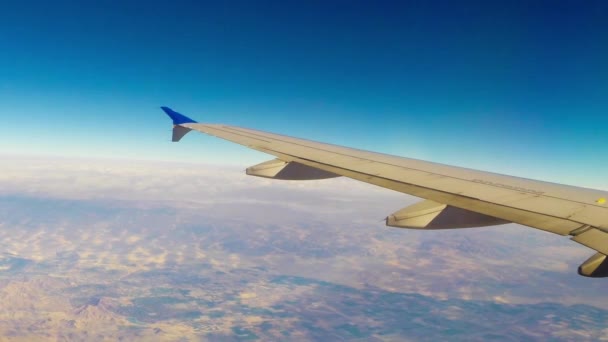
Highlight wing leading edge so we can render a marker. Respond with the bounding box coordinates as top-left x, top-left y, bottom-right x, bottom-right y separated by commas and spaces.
161, 107, 608, 277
